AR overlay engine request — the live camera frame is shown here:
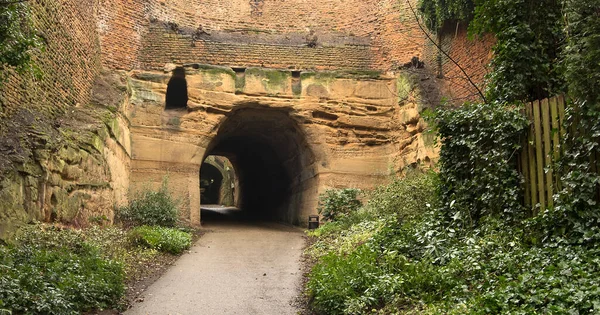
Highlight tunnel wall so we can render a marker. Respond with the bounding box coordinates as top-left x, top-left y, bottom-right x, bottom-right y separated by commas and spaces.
125, 66, 438, 225
0, 1, 132, 239
0, 0, 493, 234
